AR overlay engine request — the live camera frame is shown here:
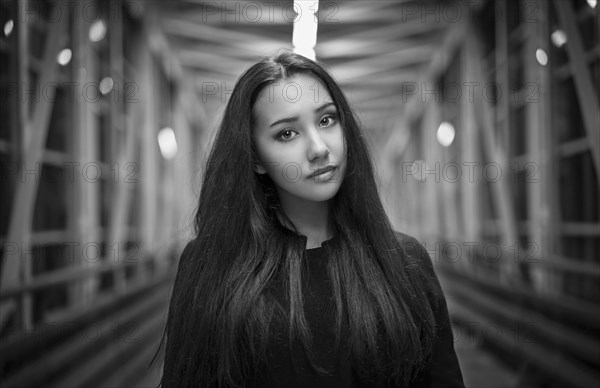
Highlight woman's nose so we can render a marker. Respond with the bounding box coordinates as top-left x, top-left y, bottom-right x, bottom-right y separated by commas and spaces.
307, 129, 329, 162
